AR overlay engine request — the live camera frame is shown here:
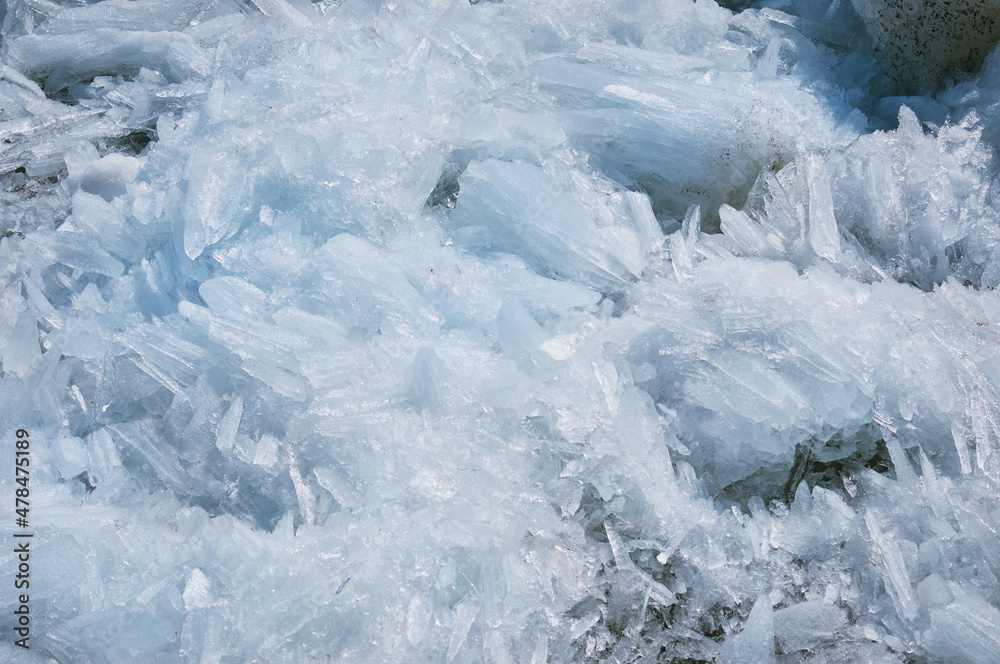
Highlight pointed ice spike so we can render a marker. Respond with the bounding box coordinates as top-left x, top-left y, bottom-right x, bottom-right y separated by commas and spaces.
806, 153, 840, 261
718, 595, 775, 664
